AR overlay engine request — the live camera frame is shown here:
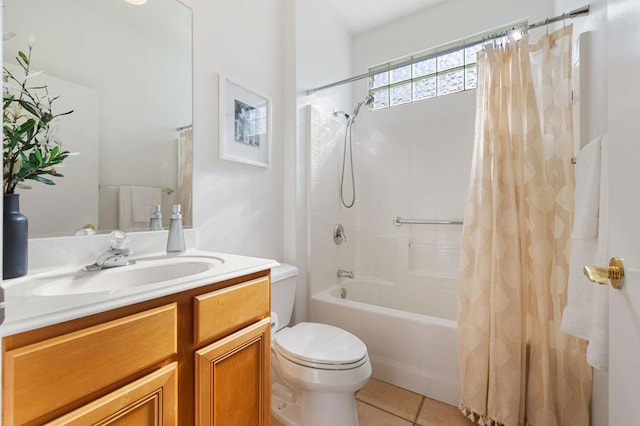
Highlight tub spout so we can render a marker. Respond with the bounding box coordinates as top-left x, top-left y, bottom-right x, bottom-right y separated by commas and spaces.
337, 269, 354, 279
